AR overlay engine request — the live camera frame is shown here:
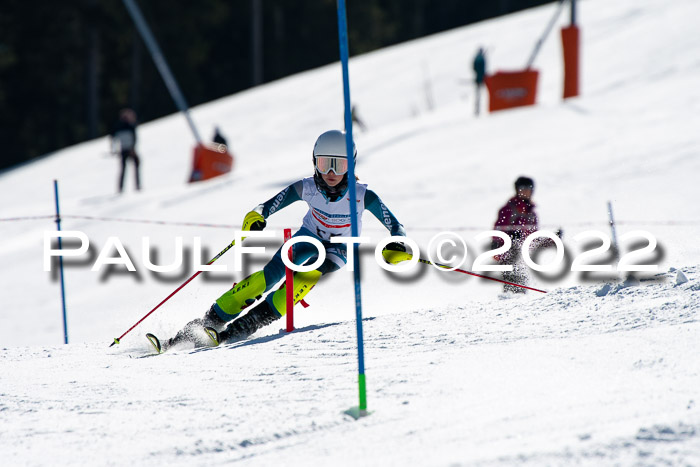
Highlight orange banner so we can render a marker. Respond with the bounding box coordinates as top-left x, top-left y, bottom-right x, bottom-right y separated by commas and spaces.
485, 69, 539, 112
189, 143, 234, 182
